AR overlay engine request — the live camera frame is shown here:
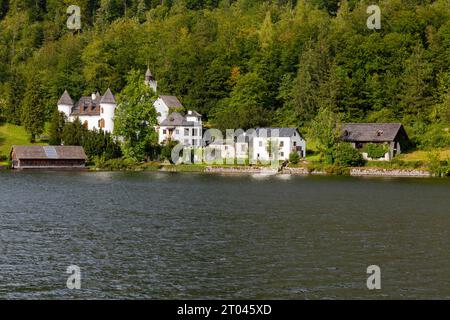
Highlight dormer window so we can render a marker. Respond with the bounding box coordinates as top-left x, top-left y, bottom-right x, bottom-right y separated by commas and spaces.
377, 130, 384, 136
